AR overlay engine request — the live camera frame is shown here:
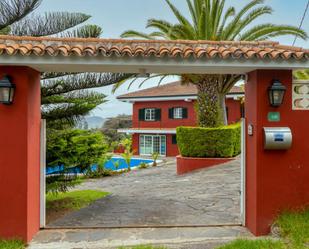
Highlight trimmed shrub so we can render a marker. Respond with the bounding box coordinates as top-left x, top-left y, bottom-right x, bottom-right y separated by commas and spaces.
176, 123, 241, 158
